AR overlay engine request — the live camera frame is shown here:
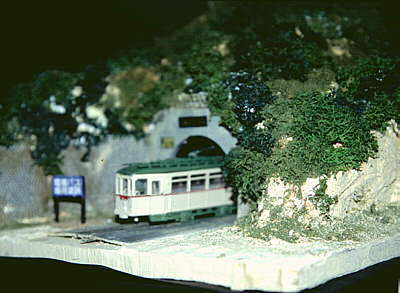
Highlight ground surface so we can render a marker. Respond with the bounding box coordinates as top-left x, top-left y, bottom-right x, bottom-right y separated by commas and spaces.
0, 215, 399, 292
